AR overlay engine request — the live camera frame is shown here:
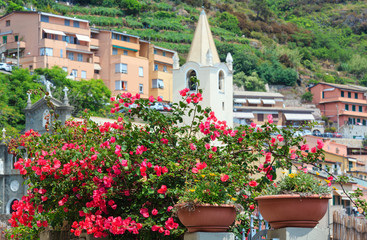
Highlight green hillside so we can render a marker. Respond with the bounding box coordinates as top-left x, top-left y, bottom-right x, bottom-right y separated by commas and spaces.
2, 0, 367, 90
